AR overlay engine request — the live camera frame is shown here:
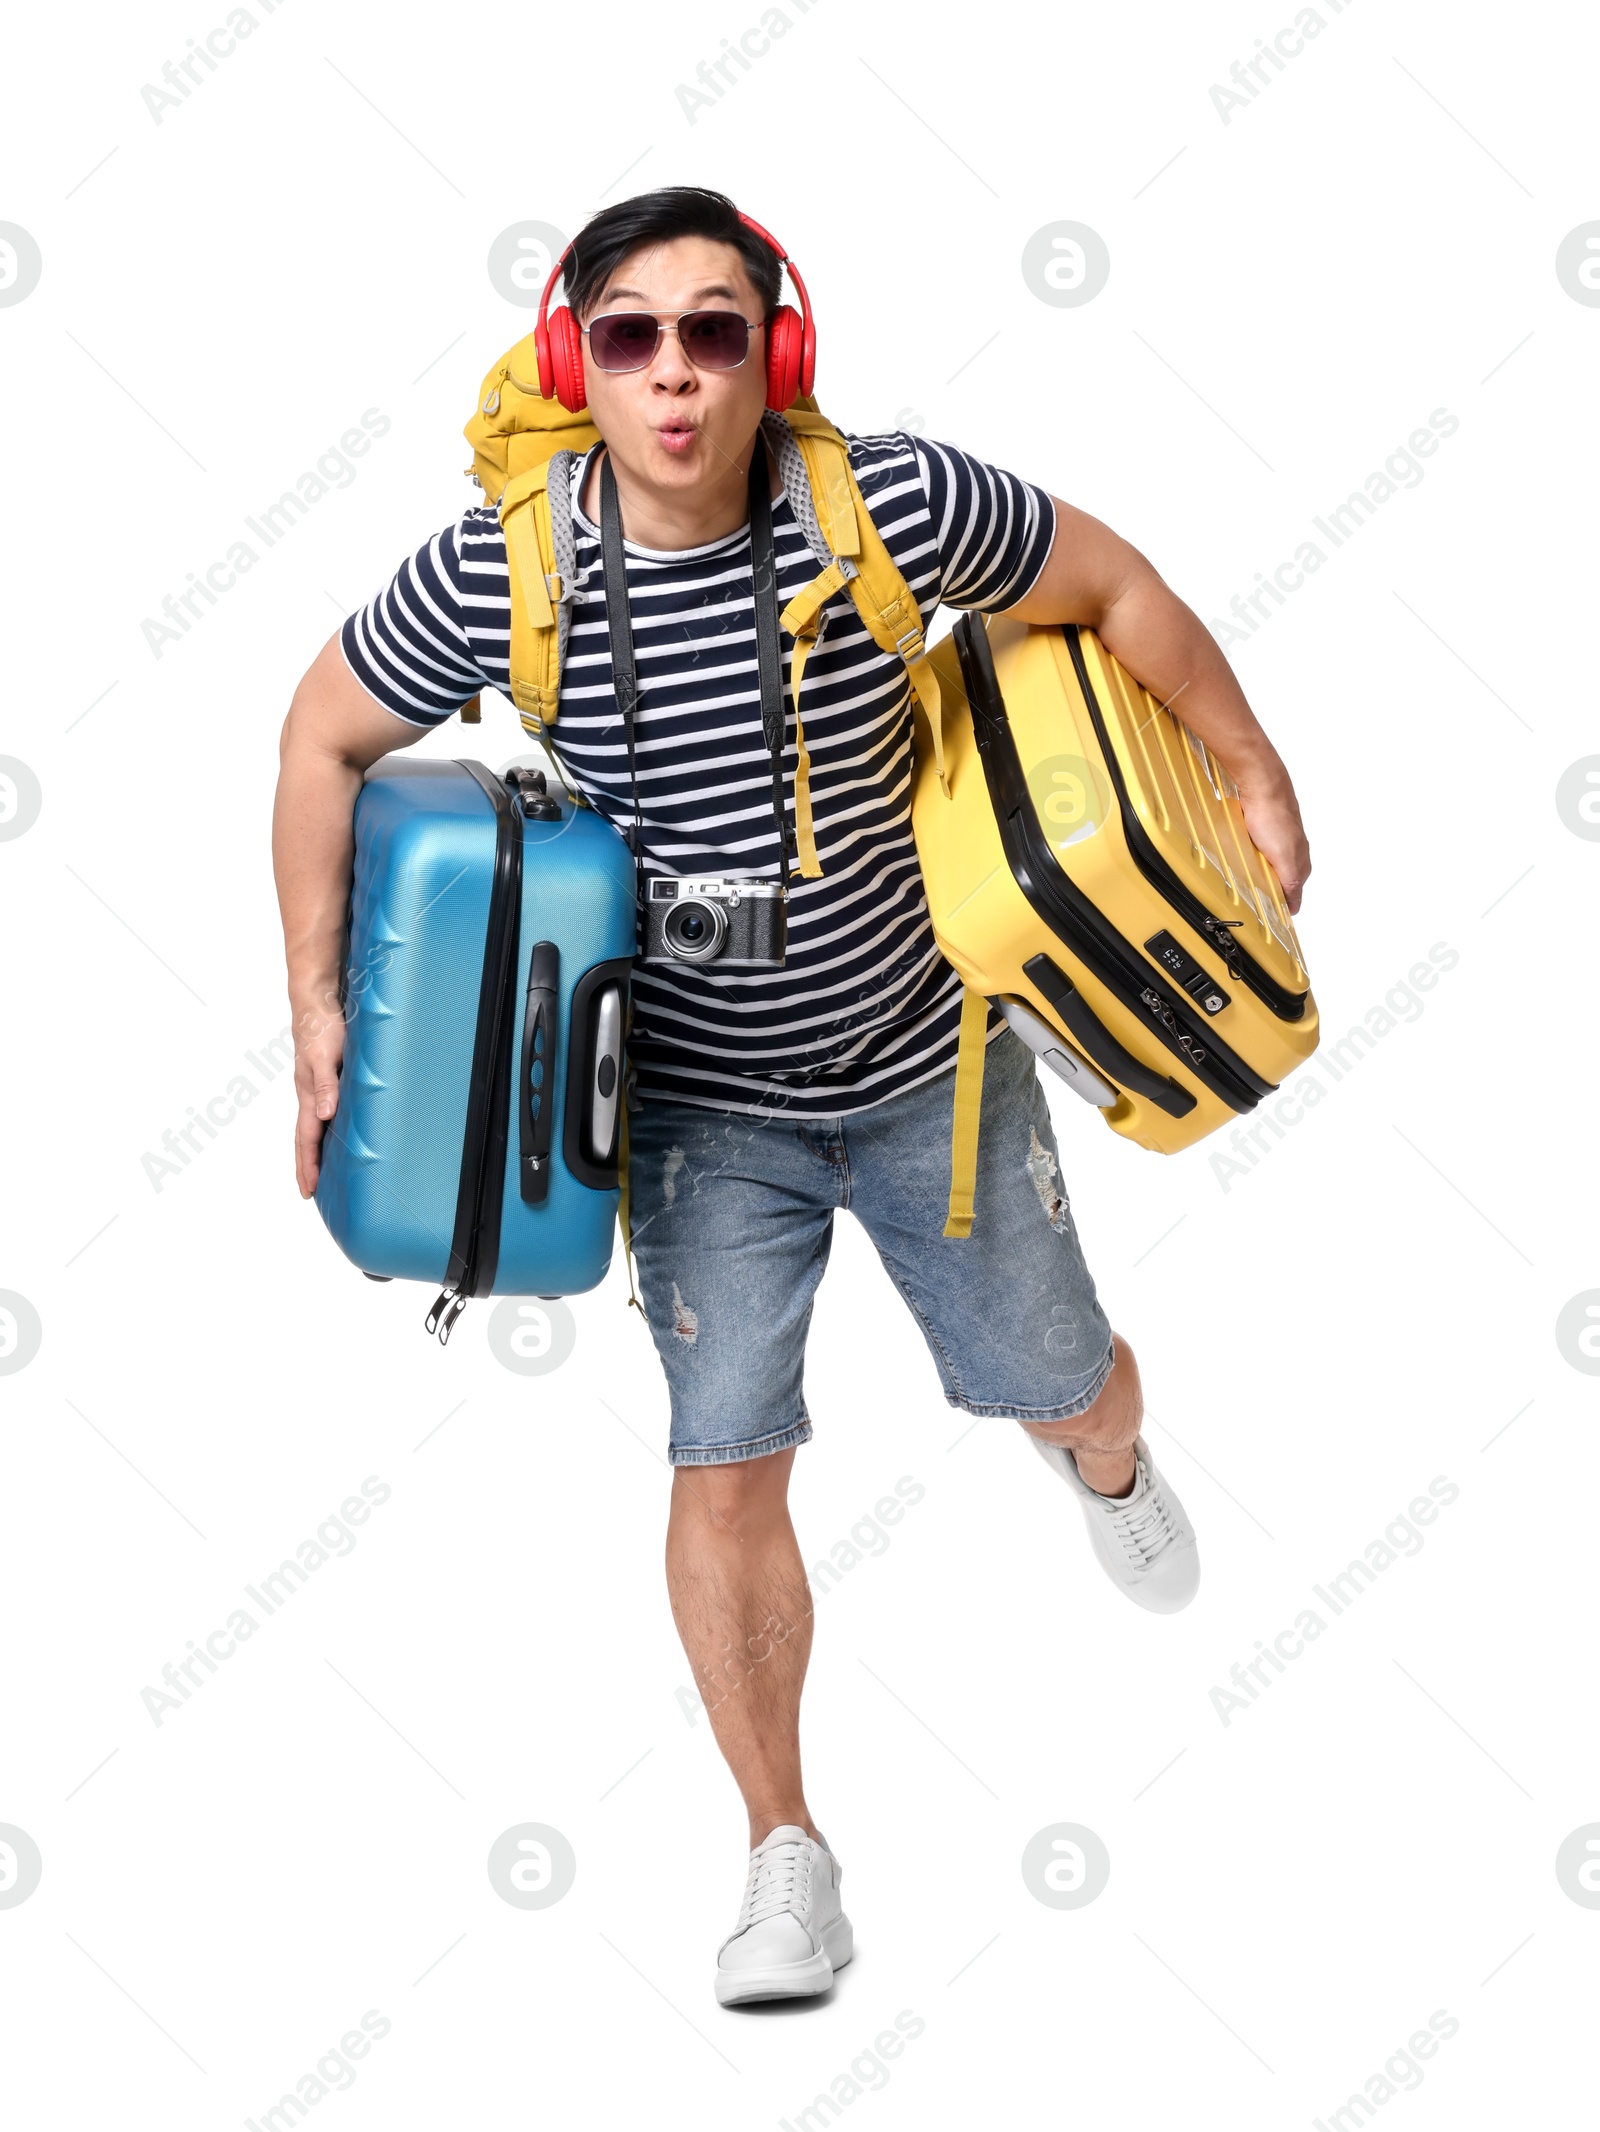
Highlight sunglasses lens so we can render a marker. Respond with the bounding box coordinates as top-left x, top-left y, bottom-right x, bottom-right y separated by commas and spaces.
678, 312, 752, 369
585, 311, 755, 373
588, 314, 660, 371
